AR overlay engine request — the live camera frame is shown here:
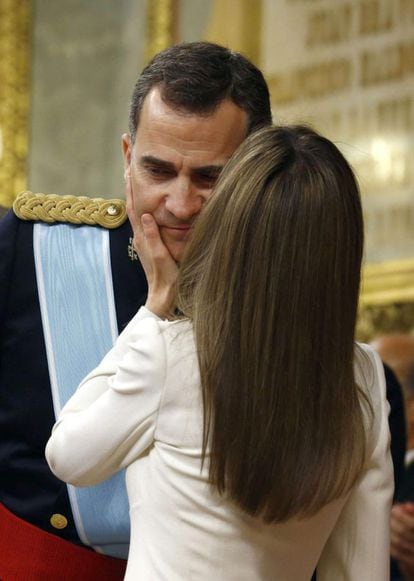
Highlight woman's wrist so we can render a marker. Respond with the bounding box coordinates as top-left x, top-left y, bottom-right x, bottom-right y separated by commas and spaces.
145, 288, 175, 318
